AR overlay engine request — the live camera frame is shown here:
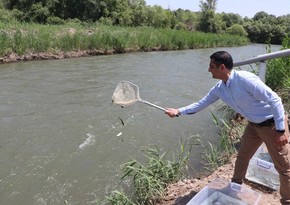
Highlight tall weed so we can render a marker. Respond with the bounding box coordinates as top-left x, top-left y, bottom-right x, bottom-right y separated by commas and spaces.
202, 110, 244, 171
266, 36, 290, 90
106, 140, 192, 205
